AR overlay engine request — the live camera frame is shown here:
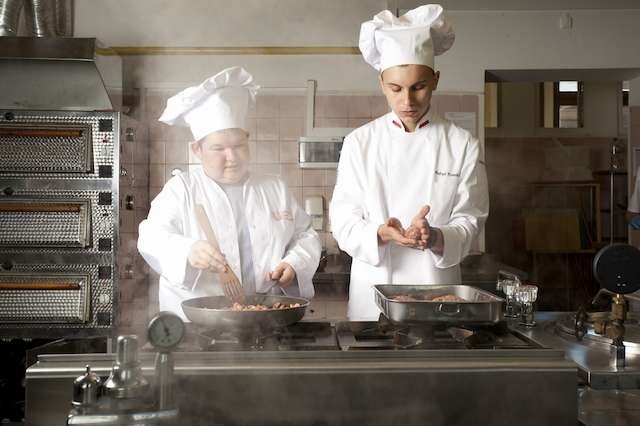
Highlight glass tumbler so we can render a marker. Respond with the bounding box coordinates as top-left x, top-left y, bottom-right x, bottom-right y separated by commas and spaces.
515, 285, 538, 327
502, 279, 521, 318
